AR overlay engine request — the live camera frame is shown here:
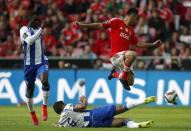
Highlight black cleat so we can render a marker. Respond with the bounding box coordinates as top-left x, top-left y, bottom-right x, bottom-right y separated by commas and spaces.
108, 69, 116, 80
119, 79, 131, 90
